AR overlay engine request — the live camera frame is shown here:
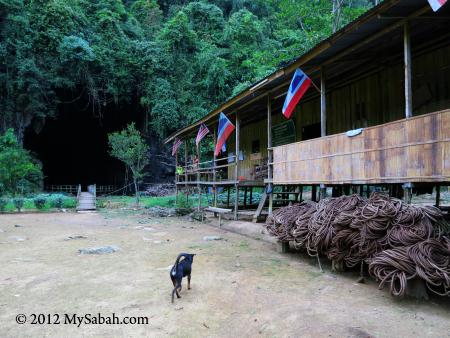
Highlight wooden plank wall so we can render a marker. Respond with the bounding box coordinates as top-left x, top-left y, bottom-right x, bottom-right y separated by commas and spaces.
272, 109, 450, 185
230, 44, 450, 182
